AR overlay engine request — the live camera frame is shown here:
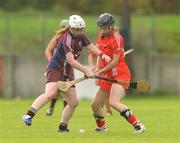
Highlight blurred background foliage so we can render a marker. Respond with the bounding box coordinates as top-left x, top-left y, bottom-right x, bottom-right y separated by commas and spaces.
0, 0, 179, 56
0, 0, 179, 14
